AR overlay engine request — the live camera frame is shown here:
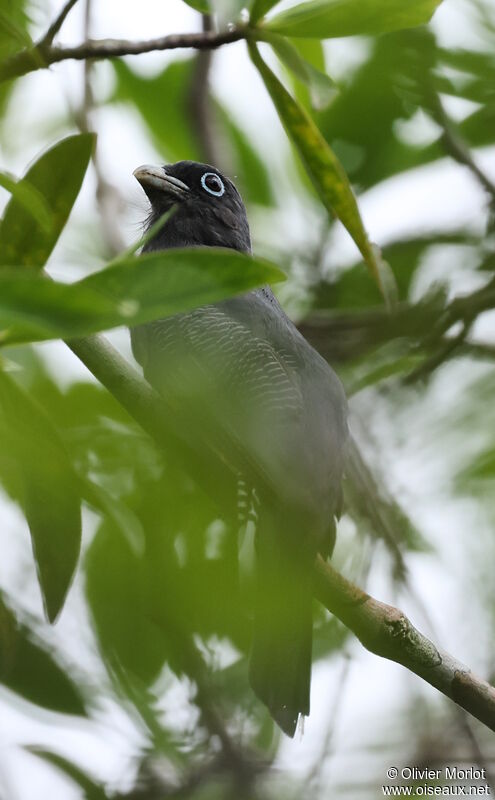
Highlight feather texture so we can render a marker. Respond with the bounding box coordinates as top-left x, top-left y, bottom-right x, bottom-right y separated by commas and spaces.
131, 160, 348, 735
